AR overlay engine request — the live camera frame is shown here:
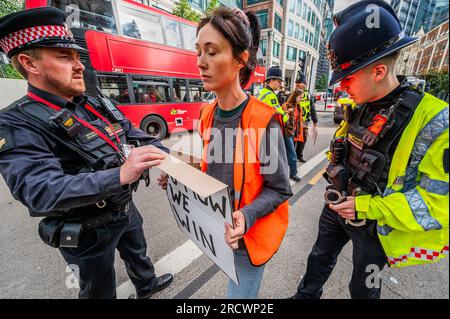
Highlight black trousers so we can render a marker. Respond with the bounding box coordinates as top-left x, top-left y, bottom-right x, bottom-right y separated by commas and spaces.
296, 127, 308, 159
294, 205, 387, 299
59, 201, 157, 299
